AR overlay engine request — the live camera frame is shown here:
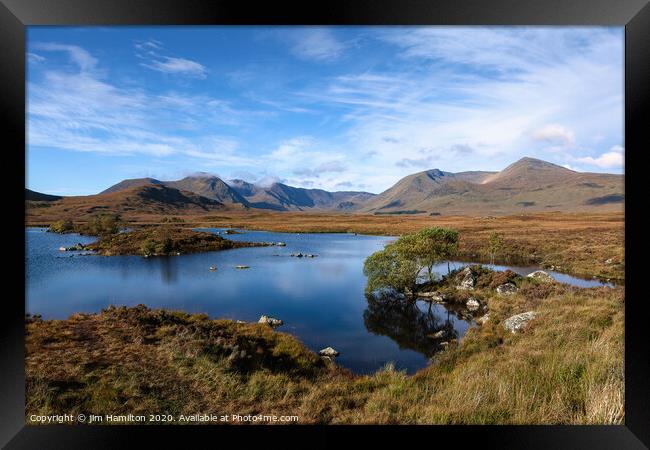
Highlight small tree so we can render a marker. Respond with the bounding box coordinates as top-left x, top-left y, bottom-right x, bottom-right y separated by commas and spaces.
48, 219, 74, 233
396, 227, 459, 282
140, 238, 157, 256
363, 243, 421, 295
487, 232, 503, 265
363, 226, 460, 297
